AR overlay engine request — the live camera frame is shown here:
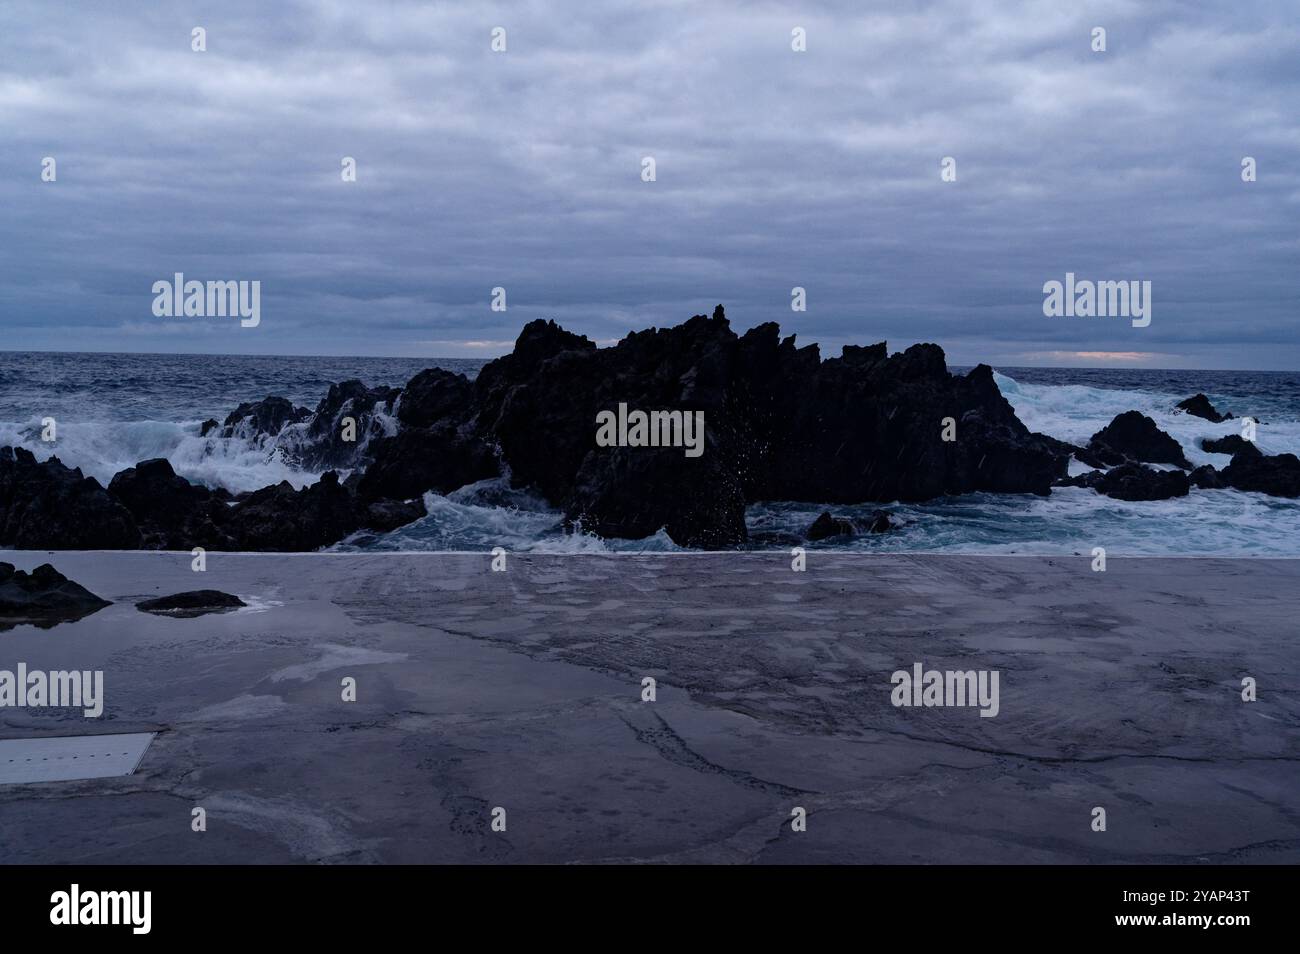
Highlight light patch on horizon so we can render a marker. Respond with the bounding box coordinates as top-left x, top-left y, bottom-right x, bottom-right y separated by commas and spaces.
1019, 351, 1167, 364
417, 339, 518, 350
